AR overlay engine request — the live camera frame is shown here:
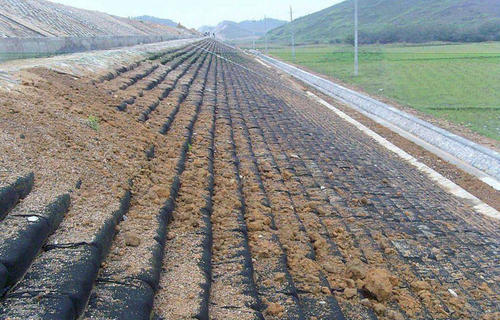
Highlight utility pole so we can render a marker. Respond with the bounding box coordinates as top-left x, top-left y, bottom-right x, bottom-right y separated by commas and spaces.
354, 0, 359, 76
290, 5, 295, 61
264, 15, 268, 54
